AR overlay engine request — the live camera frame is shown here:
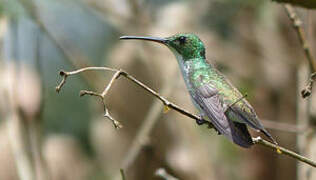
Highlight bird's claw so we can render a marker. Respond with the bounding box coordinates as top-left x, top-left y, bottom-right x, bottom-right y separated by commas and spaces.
196, 117, 221, 135
196, 118, 207, 125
